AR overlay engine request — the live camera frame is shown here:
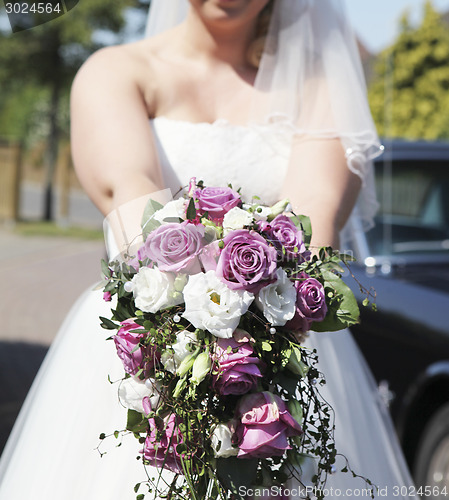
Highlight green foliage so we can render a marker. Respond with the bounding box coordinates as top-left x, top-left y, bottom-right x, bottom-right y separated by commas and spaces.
0, 0, 145, 152
311, 268, 360, 332
368, 0, 449, 139
126, 409, 148, 434
0, 0, 133, 86
0, 83, 46, 139
0, 0, 147, 218
141, 198, 163, 238
216, 457, 258, 497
